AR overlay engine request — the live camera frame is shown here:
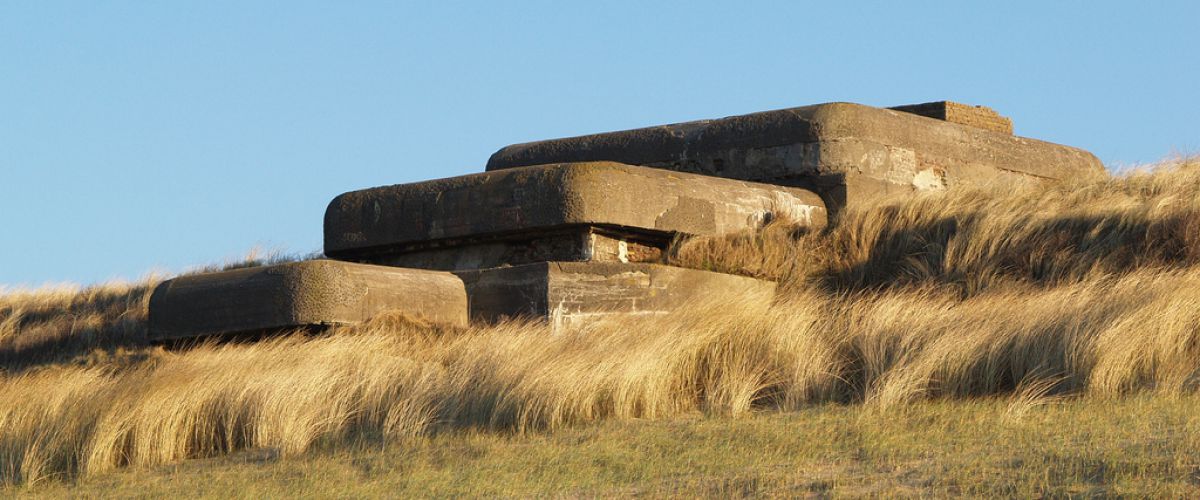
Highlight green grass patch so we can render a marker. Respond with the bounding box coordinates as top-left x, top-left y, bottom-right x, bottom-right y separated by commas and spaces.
17, 395, 1200, 498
